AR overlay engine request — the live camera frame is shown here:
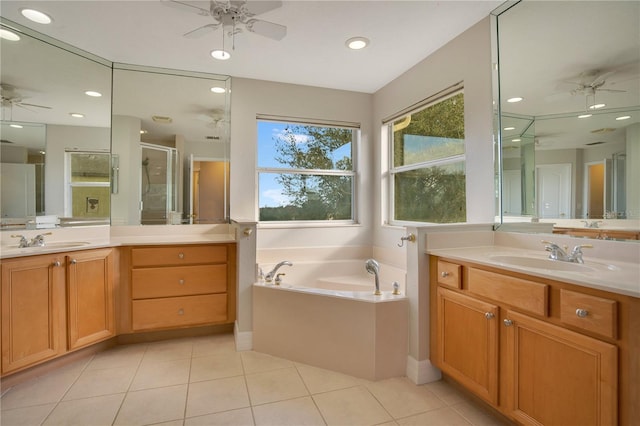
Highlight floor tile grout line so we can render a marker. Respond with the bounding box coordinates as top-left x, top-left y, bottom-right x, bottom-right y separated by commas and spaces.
37, 352, 95, 425
238, 350, 258, 425
110, 341, 149, 426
